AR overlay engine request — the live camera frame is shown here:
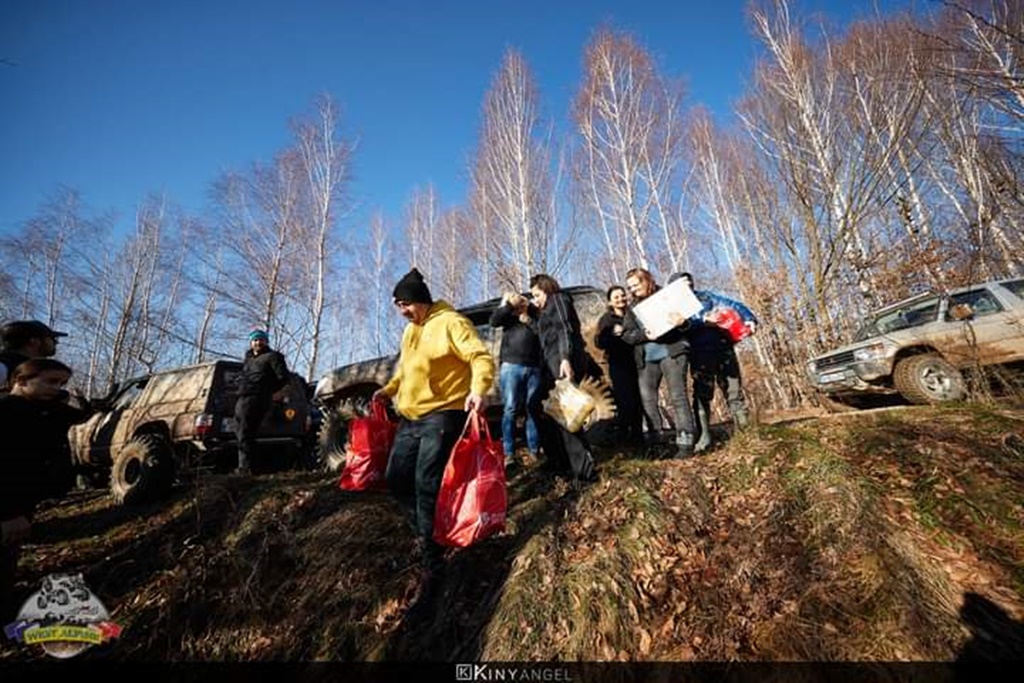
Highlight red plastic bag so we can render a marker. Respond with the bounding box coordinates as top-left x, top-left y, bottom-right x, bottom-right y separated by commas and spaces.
708, 306, 752, 344
338, 398, 396, 491
433, 411, 507, 548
